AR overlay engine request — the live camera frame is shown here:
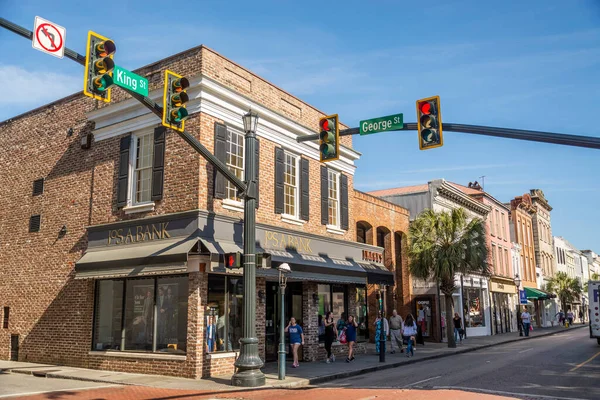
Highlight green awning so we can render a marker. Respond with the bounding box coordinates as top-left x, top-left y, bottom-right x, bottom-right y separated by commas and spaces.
524, 287, 552, 300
